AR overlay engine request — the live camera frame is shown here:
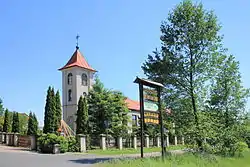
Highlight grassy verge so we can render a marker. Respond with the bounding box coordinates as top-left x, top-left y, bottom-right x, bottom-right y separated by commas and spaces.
96, 151, 250, 167
87, 145, 185, 155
